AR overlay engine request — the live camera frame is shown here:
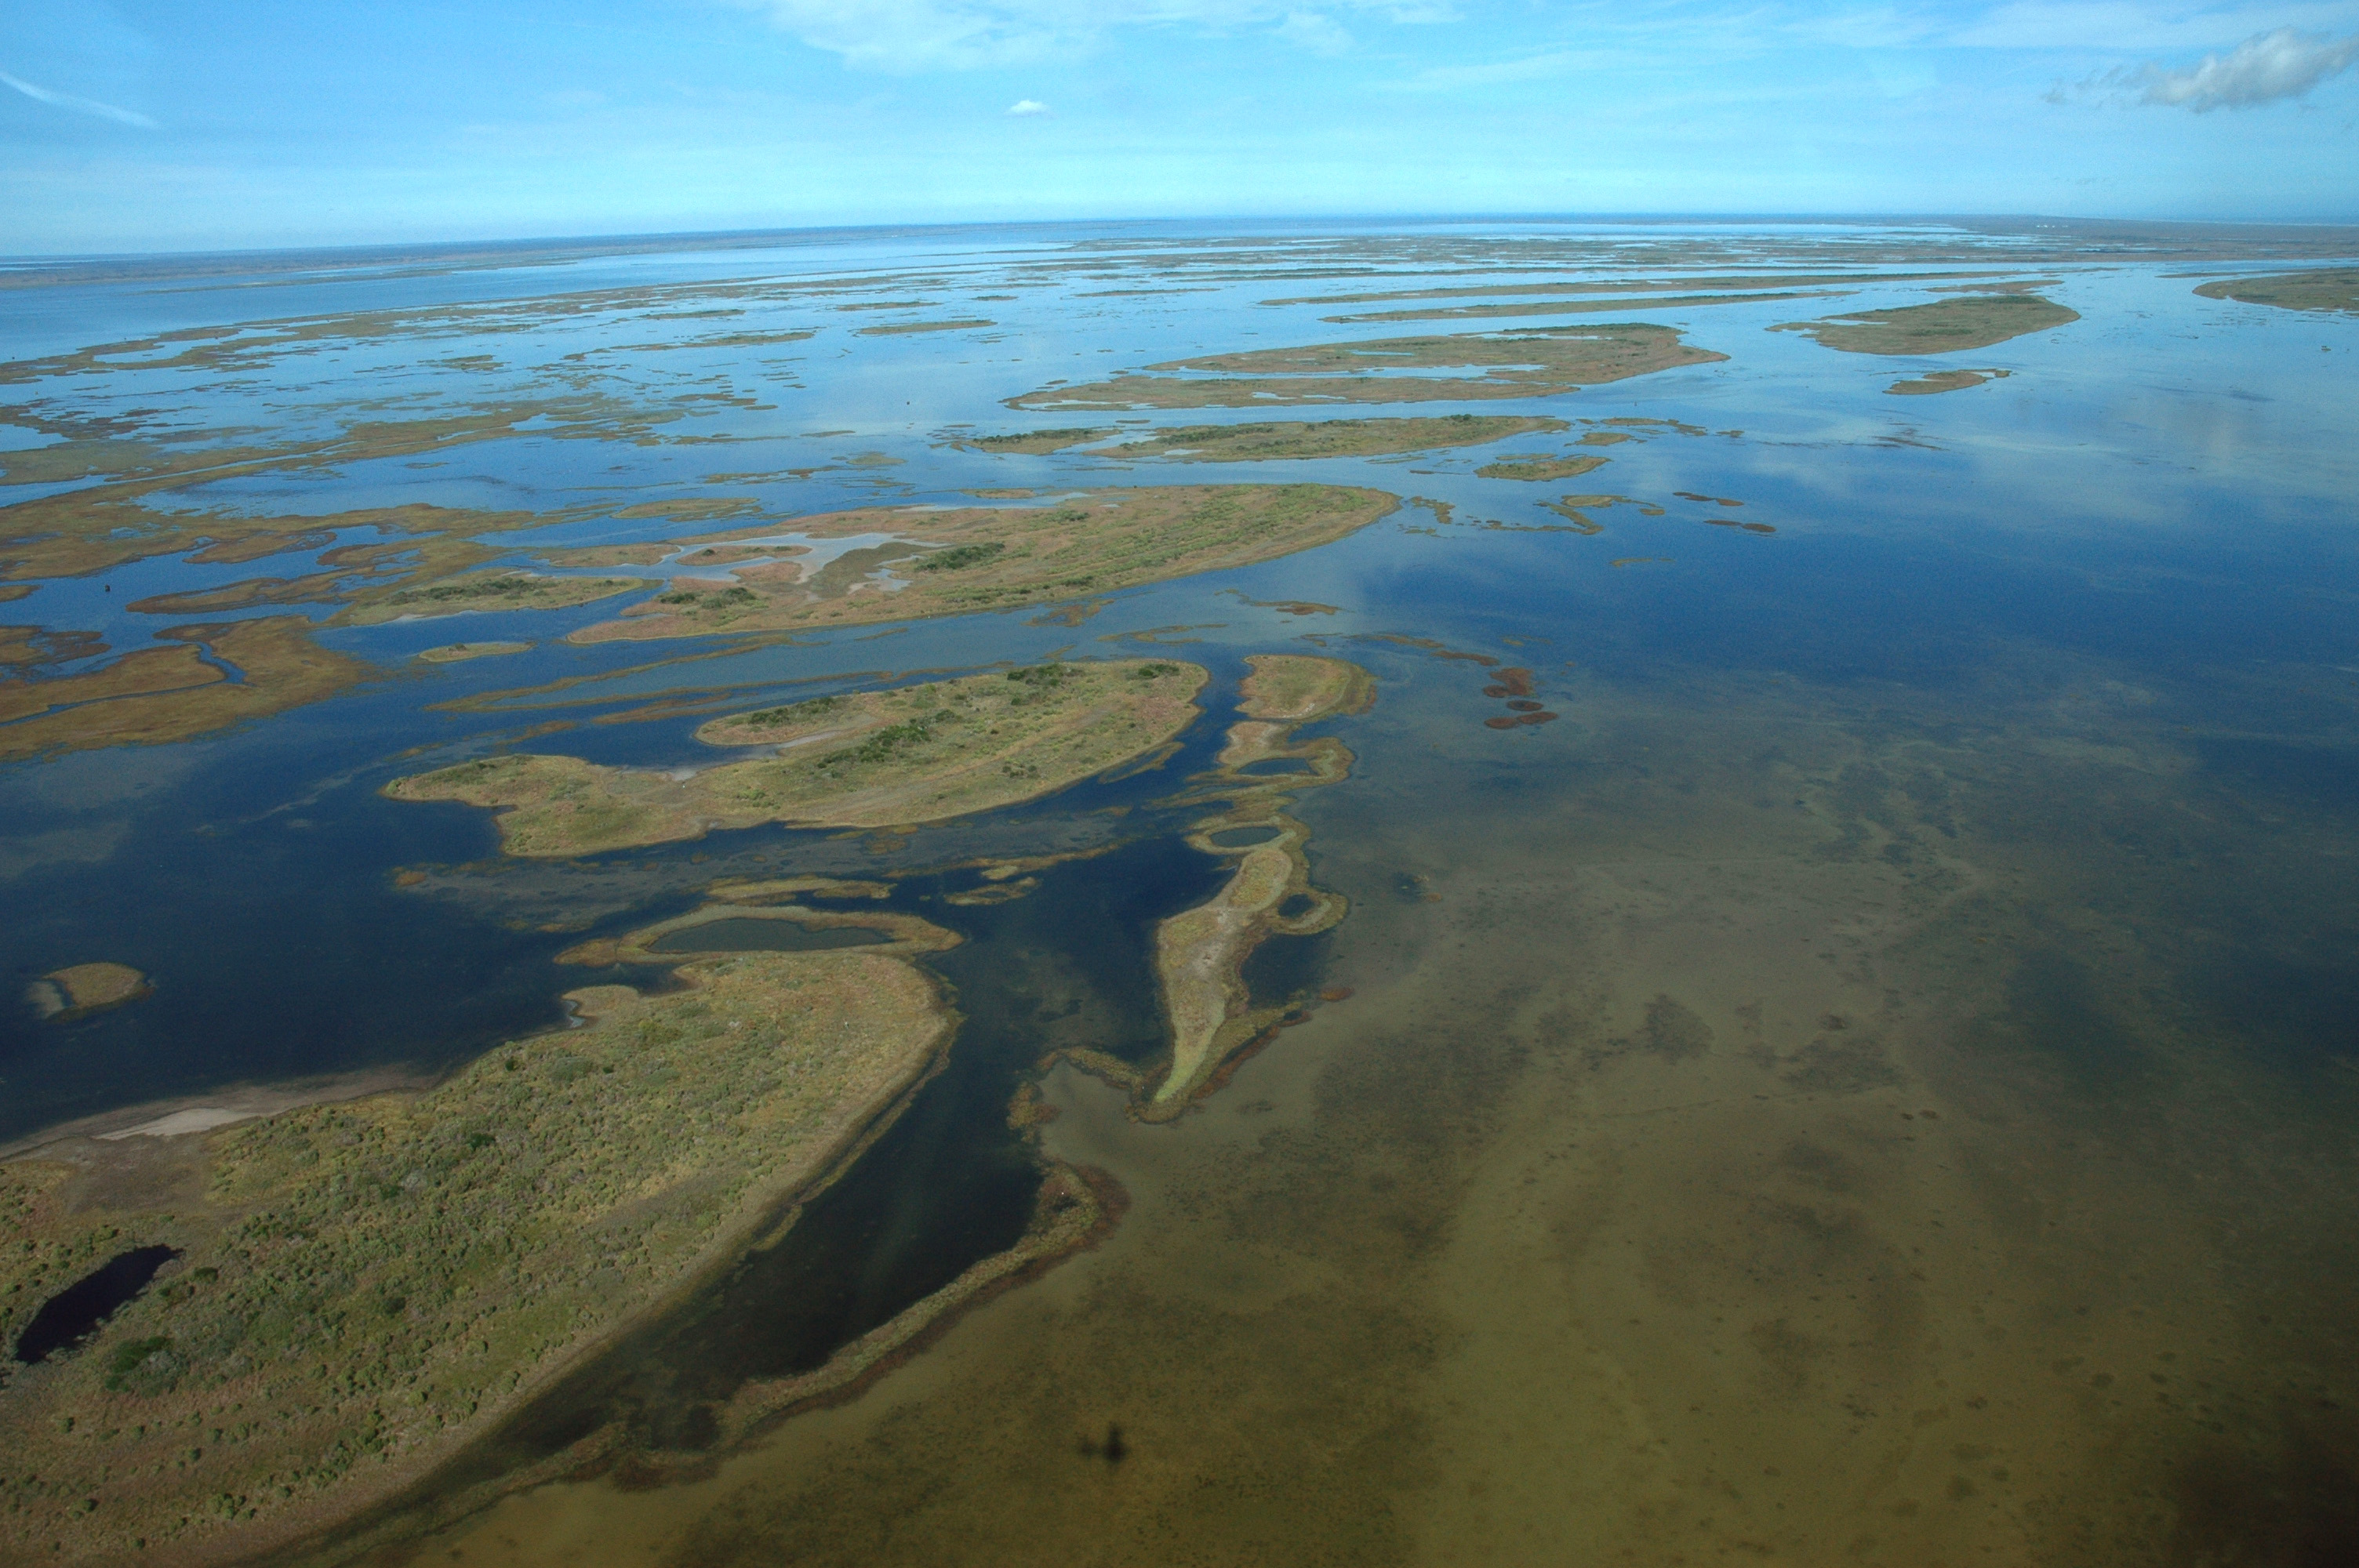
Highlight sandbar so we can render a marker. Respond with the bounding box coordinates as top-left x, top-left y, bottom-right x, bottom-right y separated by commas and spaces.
416, 641, 533, 663
386, 659, 1209, 855
24, 961, 151, 1022
0, 949, 949, 1566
